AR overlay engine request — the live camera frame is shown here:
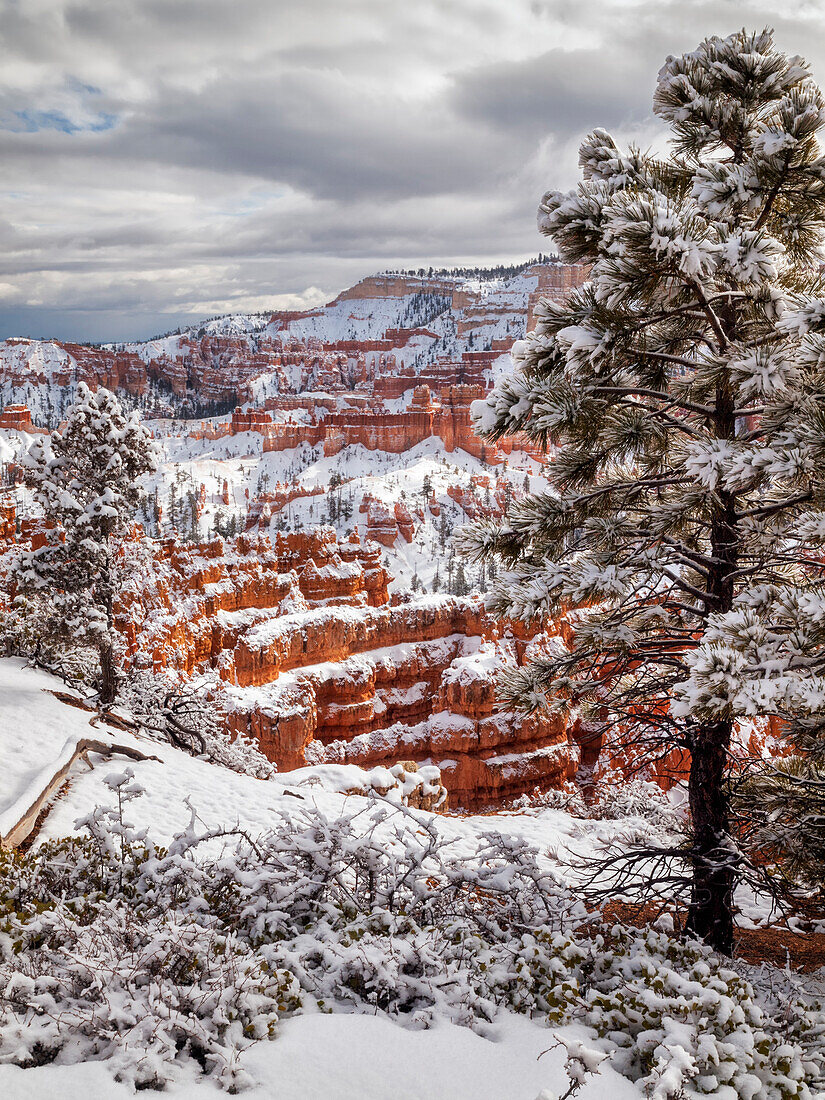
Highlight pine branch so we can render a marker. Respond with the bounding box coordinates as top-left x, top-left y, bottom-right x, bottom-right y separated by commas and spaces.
591, 386, 715, 417
659, 567, 716, 605
736, 489, 813, 520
